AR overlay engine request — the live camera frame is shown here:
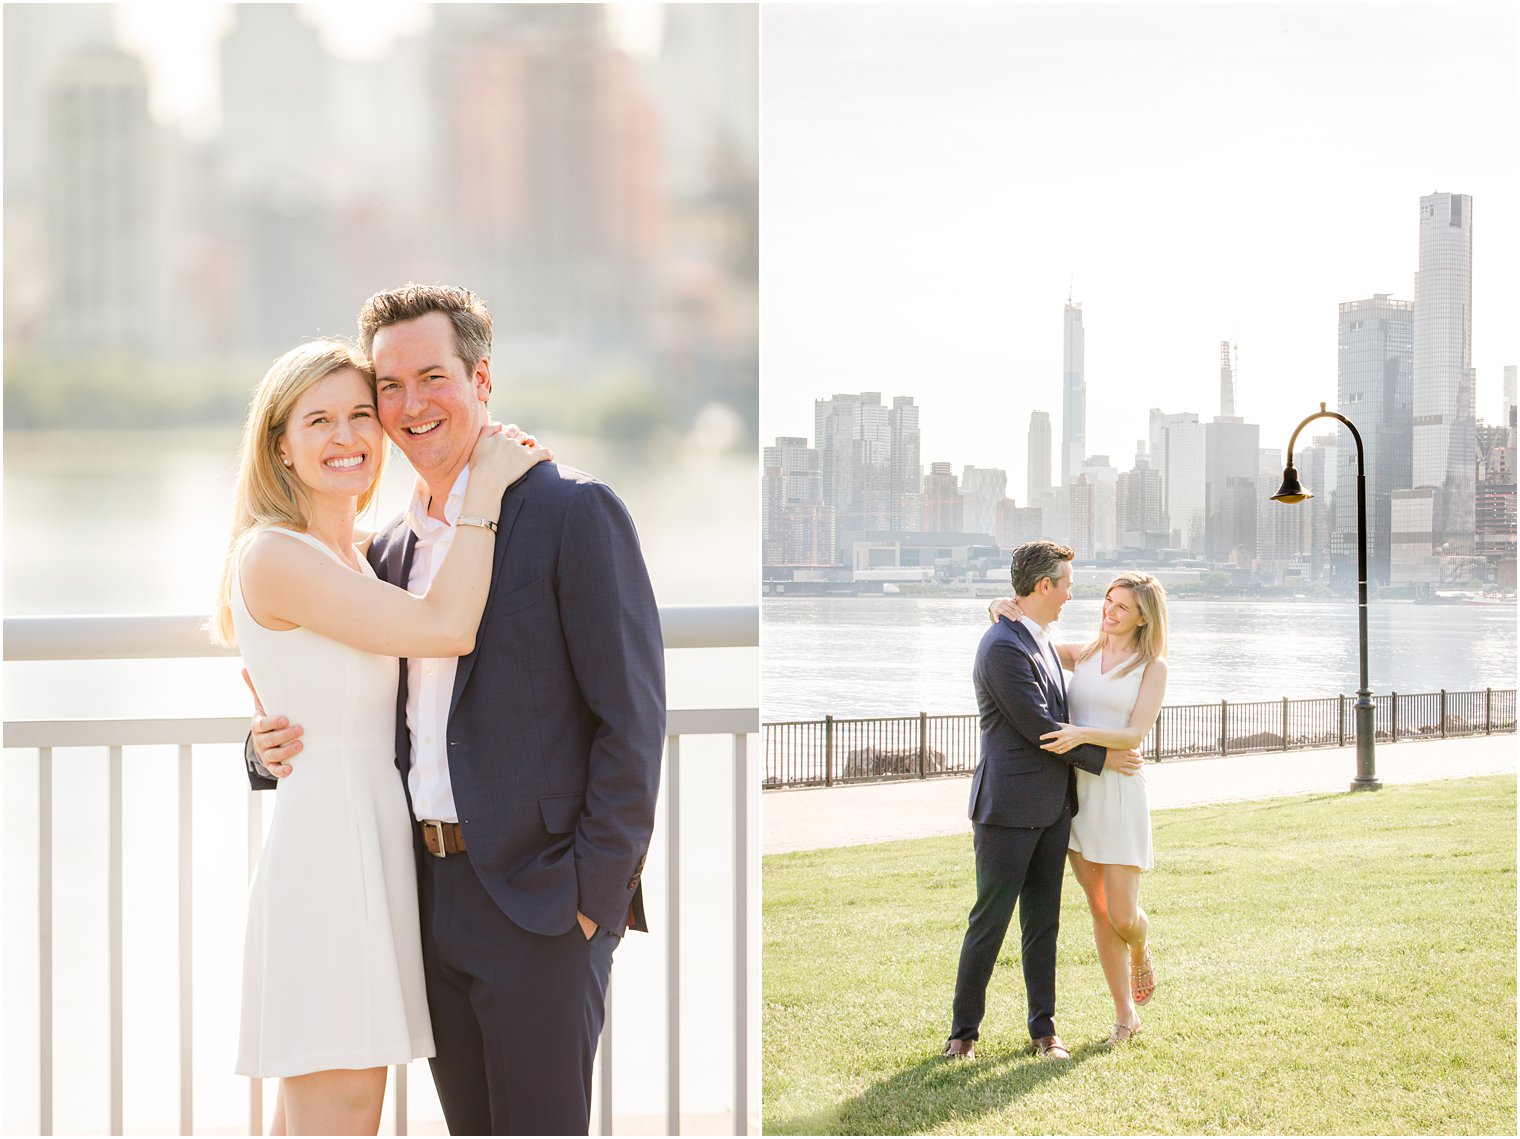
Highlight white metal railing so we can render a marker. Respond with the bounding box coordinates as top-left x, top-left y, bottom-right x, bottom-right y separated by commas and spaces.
3, 606, 758, 1136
